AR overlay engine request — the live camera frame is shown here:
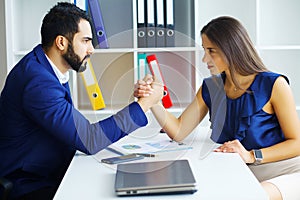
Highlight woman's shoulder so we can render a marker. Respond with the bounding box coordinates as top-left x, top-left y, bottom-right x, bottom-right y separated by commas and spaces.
250, 72, 289, 93
248, 71, 289, 105
257, 71, 289, 84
